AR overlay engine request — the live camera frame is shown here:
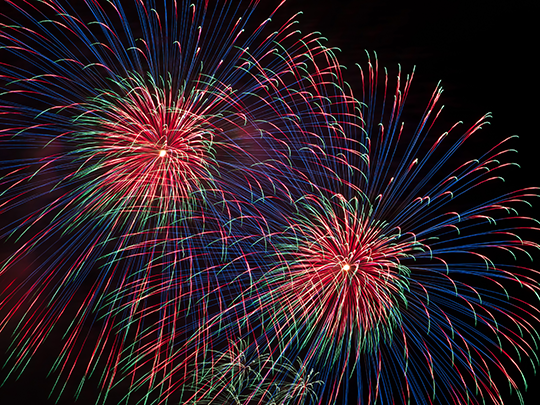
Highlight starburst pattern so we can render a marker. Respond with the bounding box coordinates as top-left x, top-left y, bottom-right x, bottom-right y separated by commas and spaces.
266, 194, 415, 354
